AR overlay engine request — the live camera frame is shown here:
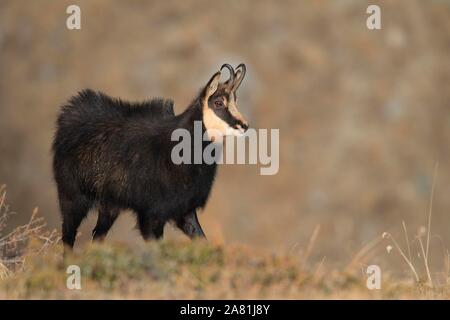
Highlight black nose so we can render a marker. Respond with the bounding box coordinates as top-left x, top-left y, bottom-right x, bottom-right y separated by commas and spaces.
241, 123, 249, 131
